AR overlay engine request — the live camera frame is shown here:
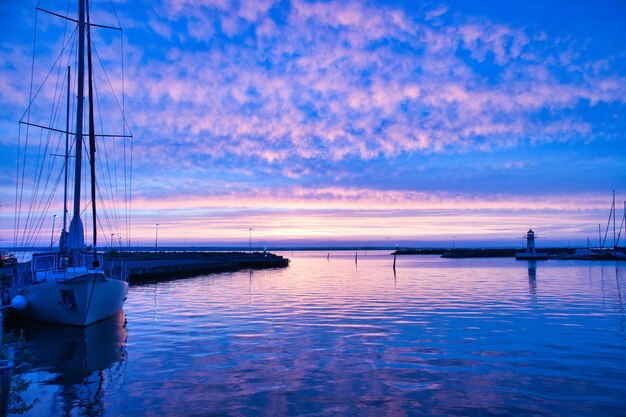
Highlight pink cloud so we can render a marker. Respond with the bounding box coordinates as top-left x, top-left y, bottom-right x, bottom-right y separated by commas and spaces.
119, 188, 615, 244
